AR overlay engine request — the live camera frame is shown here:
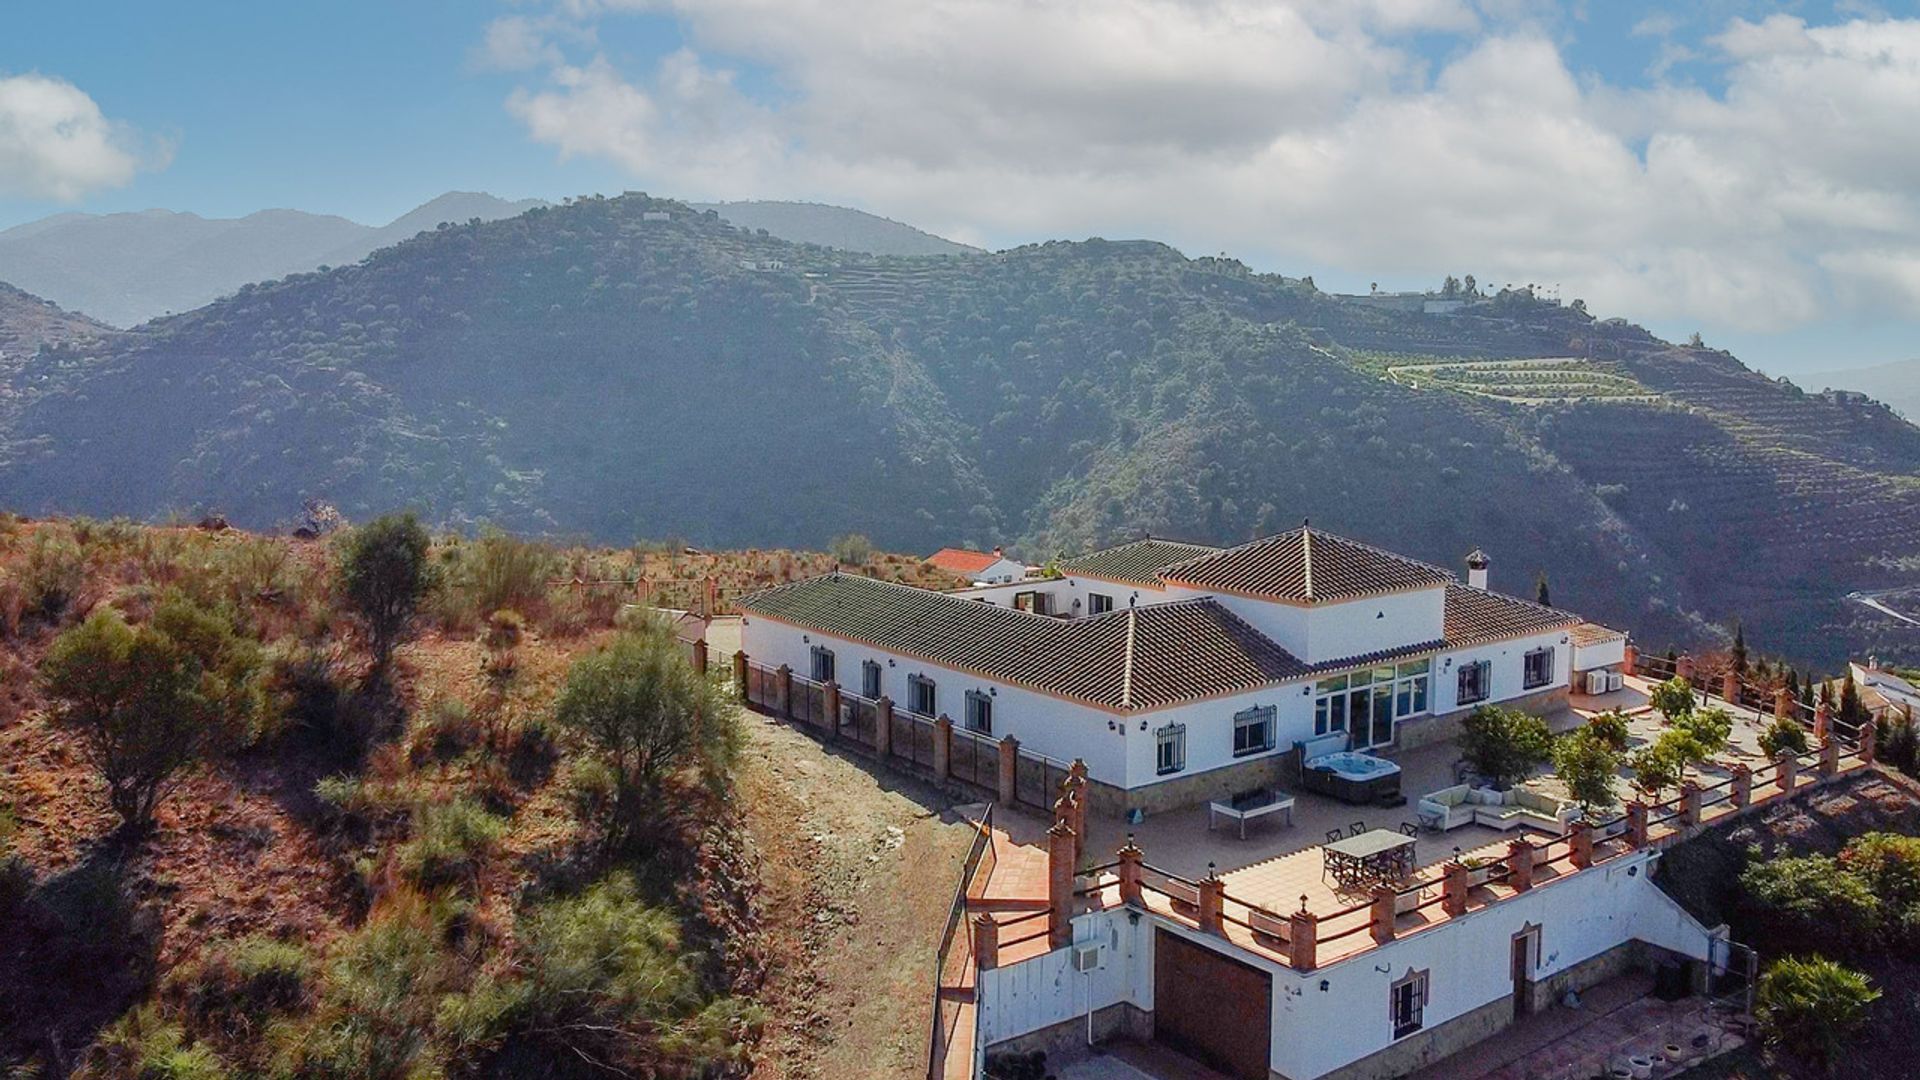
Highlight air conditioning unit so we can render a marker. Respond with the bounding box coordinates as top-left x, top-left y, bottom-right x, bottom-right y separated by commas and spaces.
1605, 670, 1626, 693
1070, 942, 1103, 973
1585, 670, 1610, 695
